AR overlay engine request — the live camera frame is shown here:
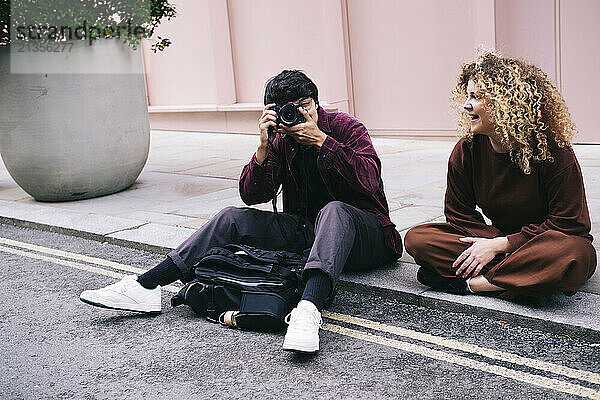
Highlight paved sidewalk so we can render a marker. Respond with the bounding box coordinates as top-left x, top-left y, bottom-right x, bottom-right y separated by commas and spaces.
1, 131, 599, 340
